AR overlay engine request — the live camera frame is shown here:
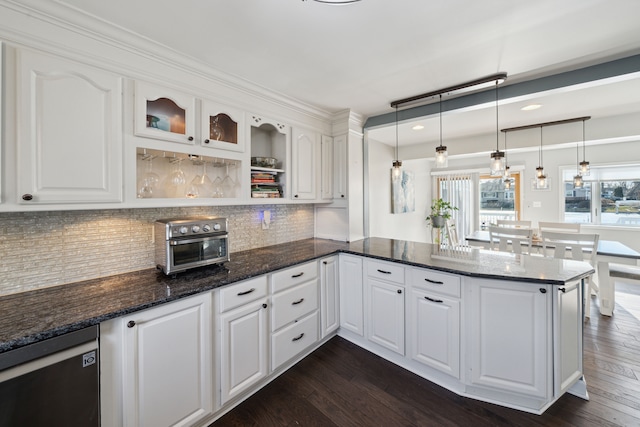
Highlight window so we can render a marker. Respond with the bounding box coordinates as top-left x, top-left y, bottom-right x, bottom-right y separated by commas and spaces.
562, 164, 640, 227
479, 173, 522, 227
